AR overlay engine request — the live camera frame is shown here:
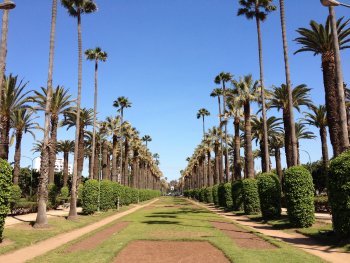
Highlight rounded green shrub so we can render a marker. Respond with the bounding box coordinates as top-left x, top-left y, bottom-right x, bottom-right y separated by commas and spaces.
257, 173, 281, 219
82, 179, 99, 214
284, 166, 315, 228
212, 184, 219, 205
100, 180, 115, 211
48, 183, 59, 209
9, 185, 22, 212
242, 179, 260, 215
199, 188, 205, 202
232, 180, 243, 211
218, 183, 226, 207
0, 159, 12, 241
59, 186, 69, 202
328, 151, 350, 237
220, 183, 233, 210
204, 187, 213, 203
